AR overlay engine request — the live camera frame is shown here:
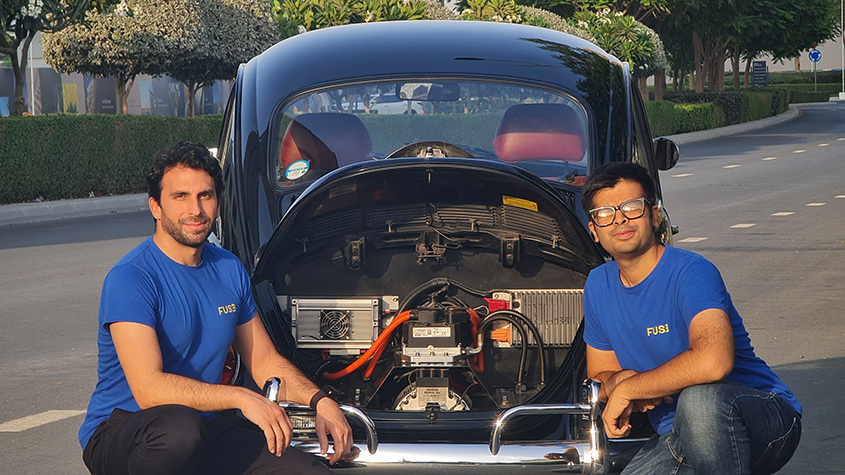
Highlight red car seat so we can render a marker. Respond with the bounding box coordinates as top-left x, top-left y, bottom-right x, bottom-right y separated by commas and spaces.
493, 103, 587, 164
279, 113, 373, 185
